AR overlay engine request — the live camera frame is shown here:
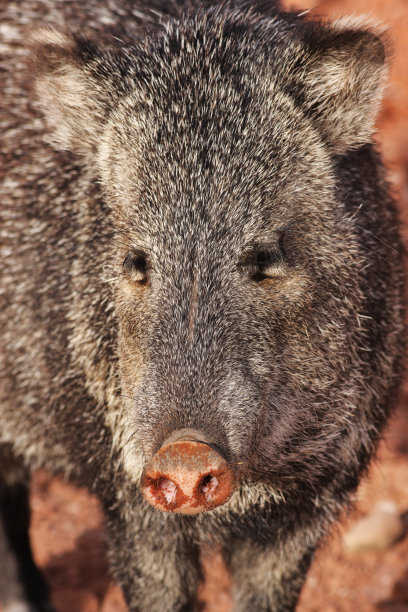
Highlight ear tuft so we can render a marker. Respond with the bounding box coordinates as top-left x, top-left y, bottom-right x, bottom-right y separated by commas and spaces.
29, 26, 76, 53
